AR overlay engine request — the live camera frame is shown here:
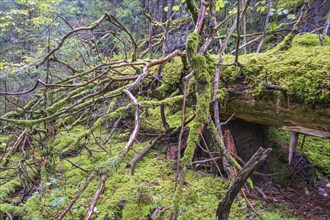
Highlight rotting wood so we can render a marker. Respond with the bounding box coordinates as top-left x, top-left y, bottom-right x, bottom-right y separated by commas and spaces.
289, 132, 299, 165
223, 130, 238, 177
220, 90, 330, 138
